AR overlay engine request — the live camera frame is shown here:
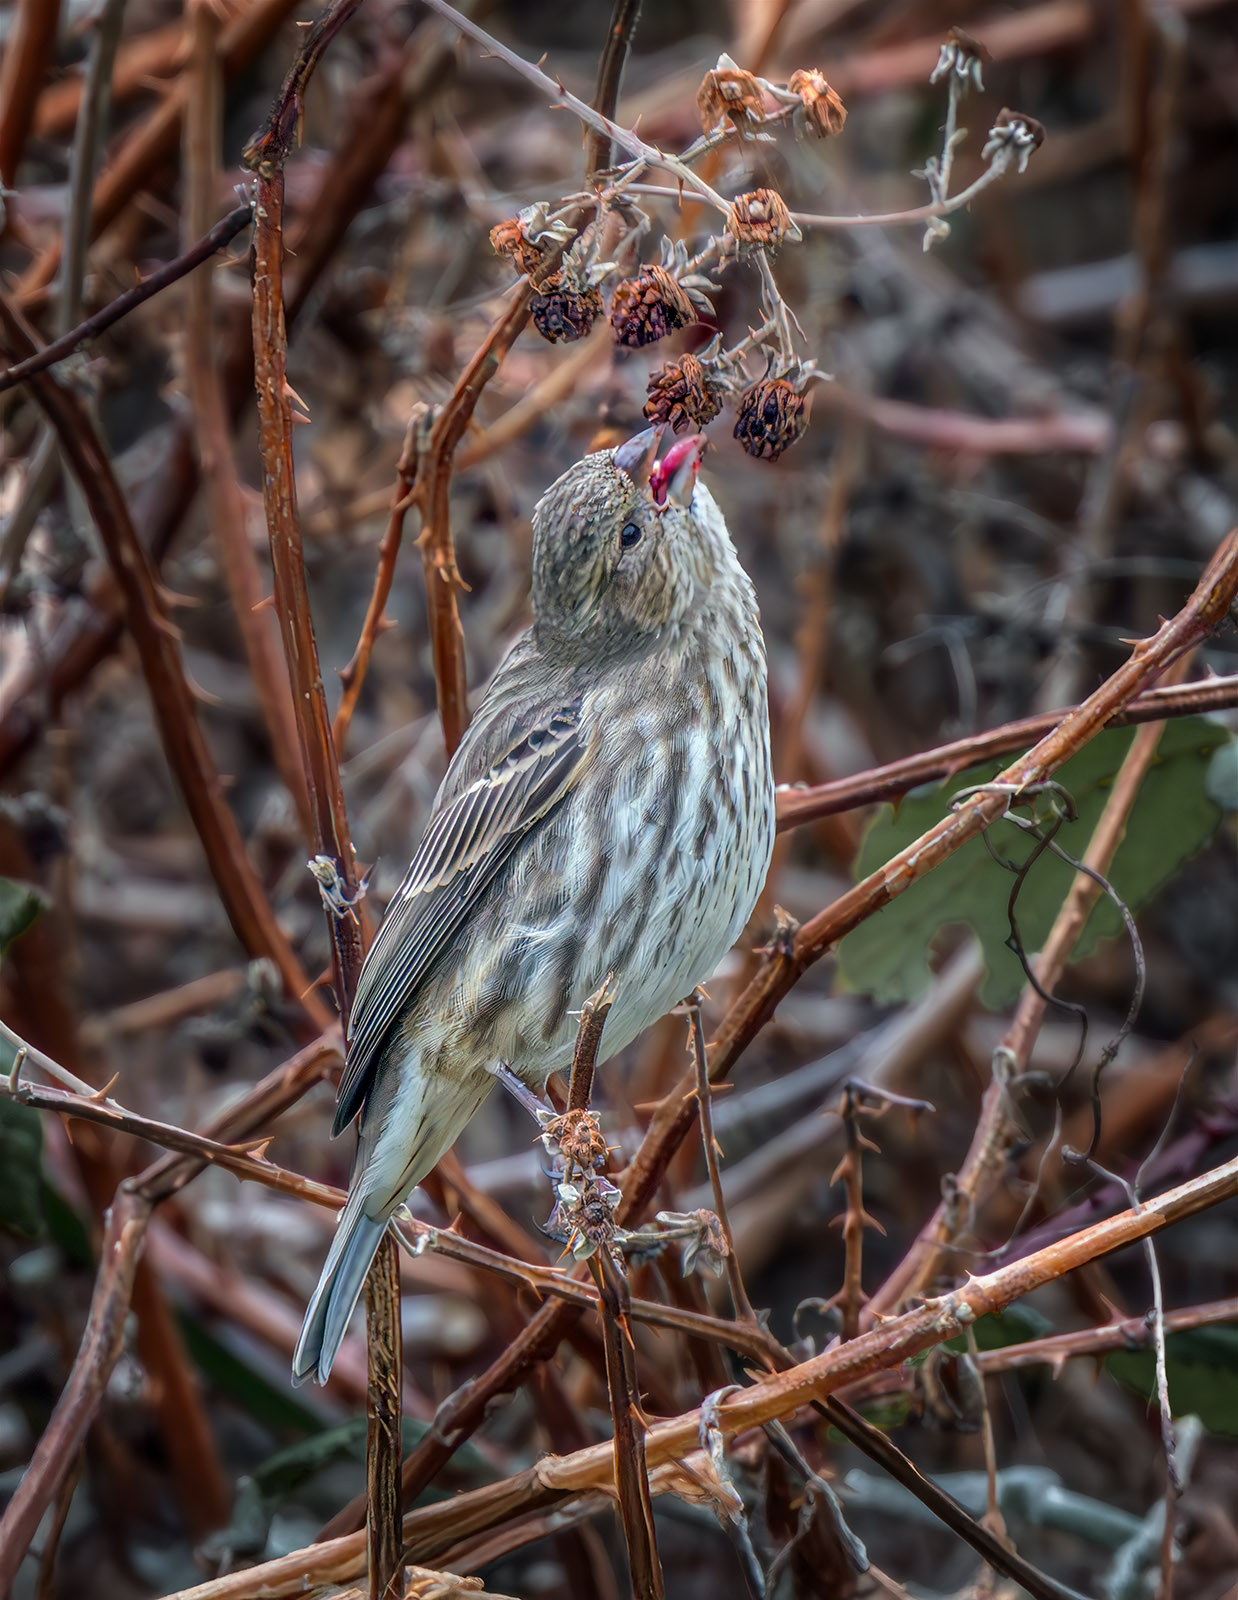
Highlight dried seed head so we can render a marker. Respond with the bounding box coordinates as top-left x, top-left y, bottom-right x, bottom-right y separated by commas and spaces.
726, 188, 801, 250
489, 217, 540, 276
489, 204, 574, 286
734, 376, 808, 461
609, 264, 695, 348
643, 354, 725, 433
930, 27, 991, 93
696, 54, 764, 133
982, 108, 1045, 174
530, 279, 603, 343
786, 68, 847, 138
